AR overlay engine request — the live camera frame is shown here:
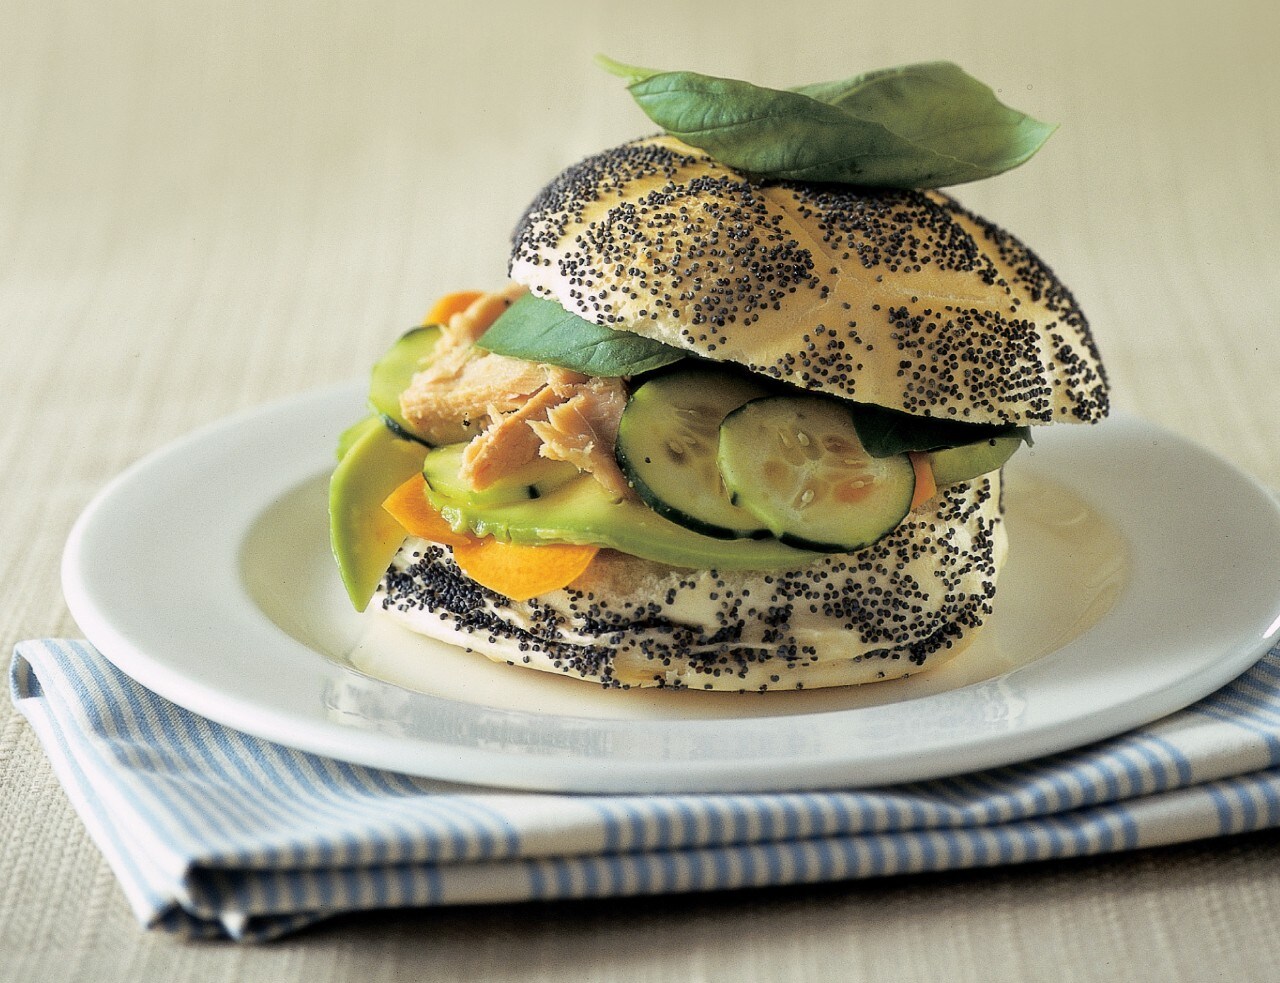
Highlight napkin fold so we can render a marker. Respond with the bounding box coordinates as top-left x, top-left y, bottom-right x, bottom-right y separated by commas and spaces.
11, 638, 1280, 942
